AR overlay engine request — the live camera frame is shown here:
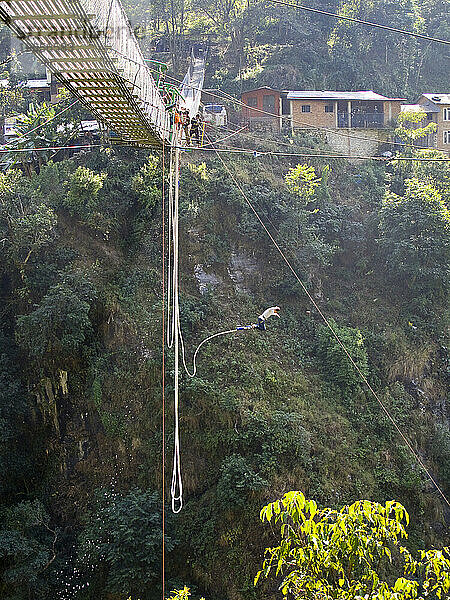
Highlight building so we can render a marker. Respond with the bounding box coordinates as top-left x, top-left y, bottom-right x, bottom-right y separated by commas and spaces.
288, 90, 404, 130
22, 70, 63, 103
285, 90, 405, 155
404, 94, 450, 153
241, 87, 283, 132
